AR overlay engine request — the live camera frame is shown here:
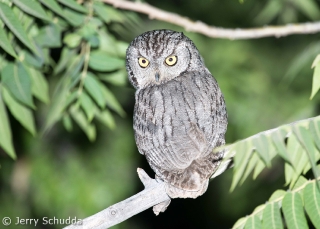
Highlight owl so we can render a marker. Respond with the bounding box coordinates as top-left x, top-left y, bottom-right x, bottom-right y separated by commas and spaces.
126, 30, 228, 200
